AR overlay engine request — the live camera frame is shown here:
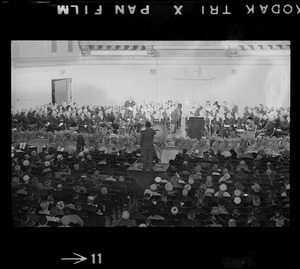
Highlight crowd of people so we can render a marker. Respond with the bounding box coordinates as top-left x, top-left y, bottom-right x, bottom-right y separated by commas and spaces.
187, 101, 290, 138
11, 98, 290, 139
120, 149, 290, 227
11, 145, 139, 227
11, 138, 290, 227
